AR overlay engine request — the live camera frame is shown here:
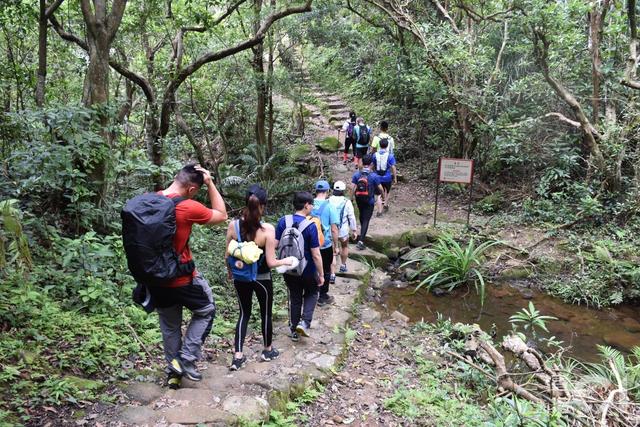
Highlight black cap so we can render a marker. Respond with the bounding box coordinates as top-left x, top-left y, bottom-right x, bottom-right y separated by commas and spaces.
246, 184, 268, 205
